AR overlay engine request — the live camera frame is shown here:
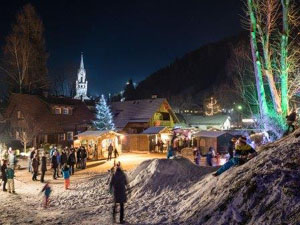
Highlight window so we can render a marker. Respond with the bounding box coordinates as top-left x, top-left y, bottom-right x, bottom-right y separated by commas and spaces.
63, 108, 69, 115
58, 133, 65, 141
67, 132, 73, 141
17, 111, 24, 119
16, 131, 19, 139
55, 107, 61, 114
